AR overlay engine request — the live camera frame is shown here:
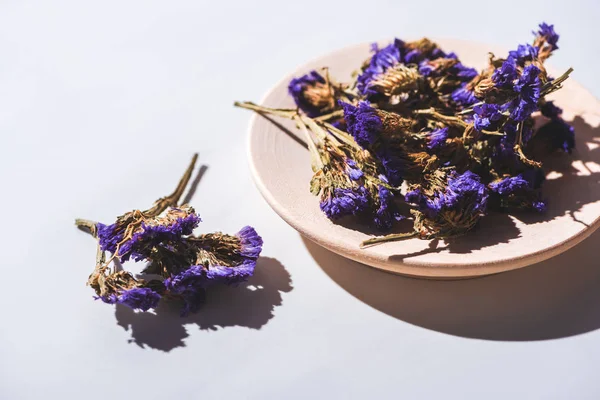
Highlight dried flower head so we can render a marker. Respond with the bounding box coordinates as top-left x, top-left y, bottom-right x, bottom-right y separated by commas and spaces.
76, 154, 264, 315
288, 69, 340, 117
